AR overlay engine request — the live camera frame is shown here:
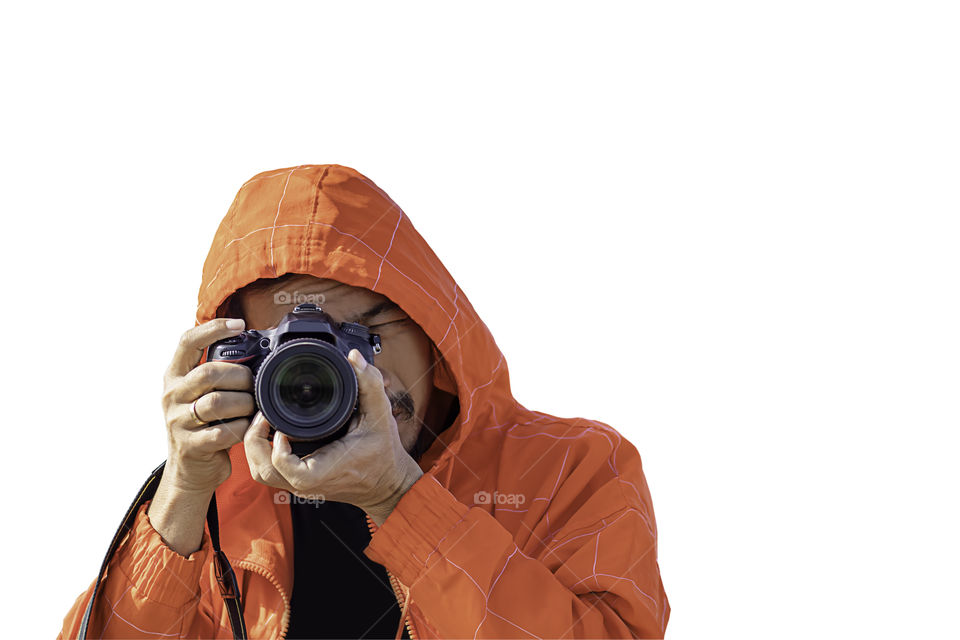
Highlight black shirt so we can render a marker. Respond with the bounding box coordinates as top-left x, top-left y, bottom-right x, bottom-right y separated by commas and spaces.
285, 499, 409, 639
